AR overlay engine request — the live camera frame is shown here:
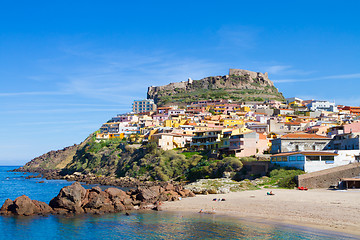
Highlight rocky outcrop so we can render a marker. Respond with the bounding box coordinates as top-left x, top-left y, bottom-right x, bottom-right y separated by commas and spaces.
20, 145, 78, 170
0, 182, 195, 216
0, 196, 53, 216
14, 135, 92, 173
49, 182, 87, 213
147, 68, 283, 105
